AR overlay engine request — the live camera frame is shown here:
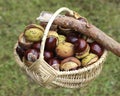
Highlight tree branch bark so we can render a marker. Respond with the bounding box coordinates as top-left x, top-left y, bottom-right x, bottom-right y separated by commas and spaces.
53, 16, 120, 57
